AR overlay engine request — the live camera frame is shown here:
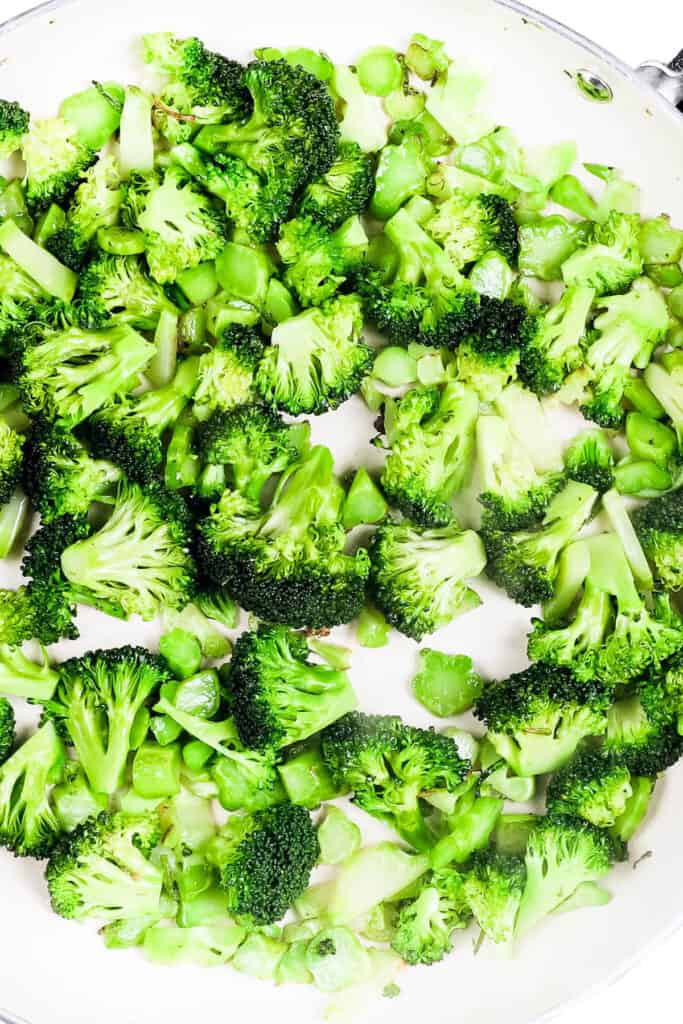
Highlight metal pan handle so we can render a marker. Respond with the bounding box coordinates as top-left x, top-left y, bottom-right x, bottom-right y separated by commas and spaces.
636, 52, 683, 110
